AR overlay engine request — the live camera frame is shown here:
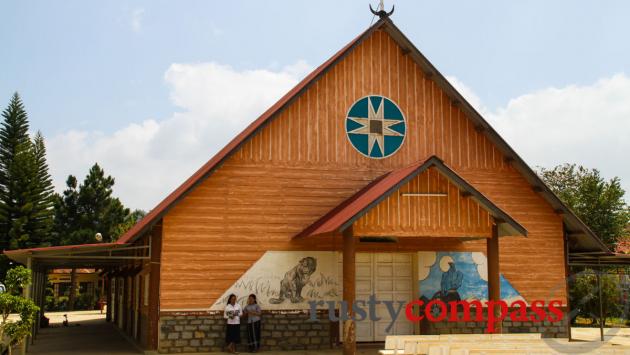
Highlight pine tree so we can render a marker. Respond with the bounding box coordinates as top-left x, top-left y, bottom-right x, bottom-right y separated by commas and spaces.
28, 132, 54, 246
0, 95, 54, 251
52, 176, 80, 246
0, 93, 31, 251
52, 164, 131, 246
